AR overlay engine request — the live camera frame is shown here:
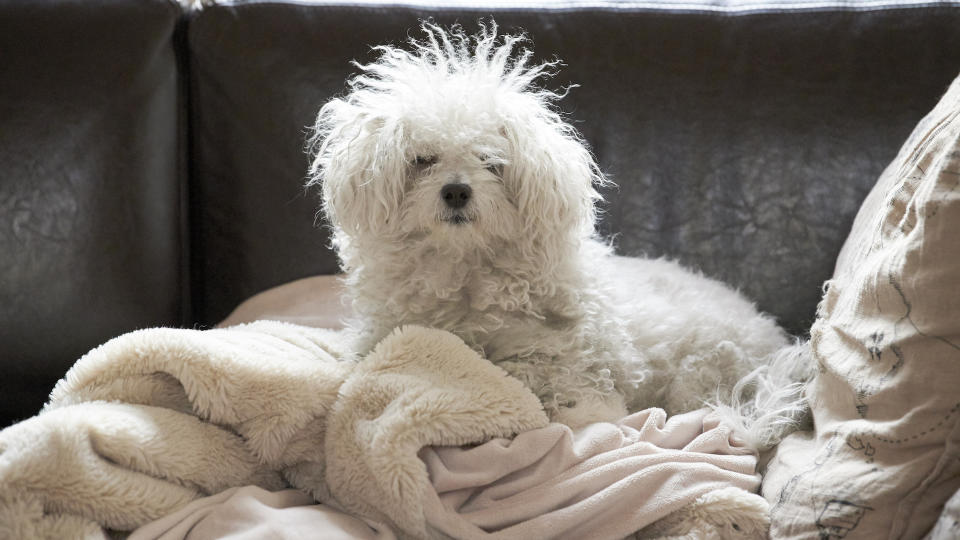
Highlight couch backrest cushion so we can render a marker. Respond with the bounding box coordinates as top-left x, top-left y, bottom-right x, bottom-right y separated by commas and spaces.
187, 2, 960, 333
0, 0, 185, 426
